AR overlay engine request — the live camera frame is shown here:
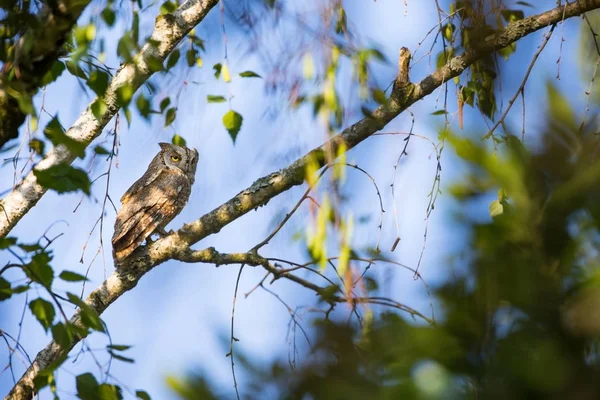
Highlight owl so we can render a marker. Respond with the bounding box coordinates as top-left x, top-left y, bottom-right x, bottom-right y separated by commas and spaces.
112, 142, 198, 264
